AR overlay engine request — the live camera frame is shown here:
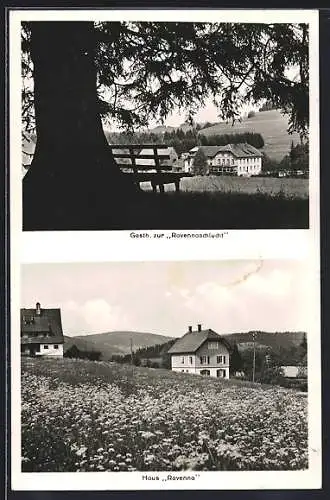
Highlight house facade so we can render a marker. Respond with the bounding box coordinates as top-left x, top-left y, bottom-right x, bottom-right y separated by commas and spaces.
184, 143, 262, 176
21, 302, 64, 357
168, 325, 231, 379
